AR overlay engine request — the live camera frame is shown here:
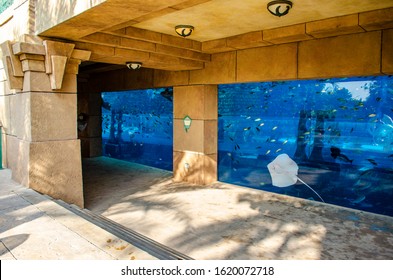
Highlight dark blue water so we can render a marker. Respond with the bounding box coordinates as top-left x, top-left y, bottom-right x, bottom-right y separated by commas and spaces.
101, 88, 173, 171
218, 76, 393, 217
